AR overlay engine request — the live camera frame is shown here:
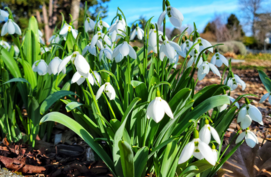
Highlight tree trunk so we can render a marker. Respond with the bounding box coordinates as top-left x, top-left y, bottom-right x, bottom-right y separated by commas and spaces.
36, 10, 45, 42
42, 3, 50, 44
70, 0, 80, 28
